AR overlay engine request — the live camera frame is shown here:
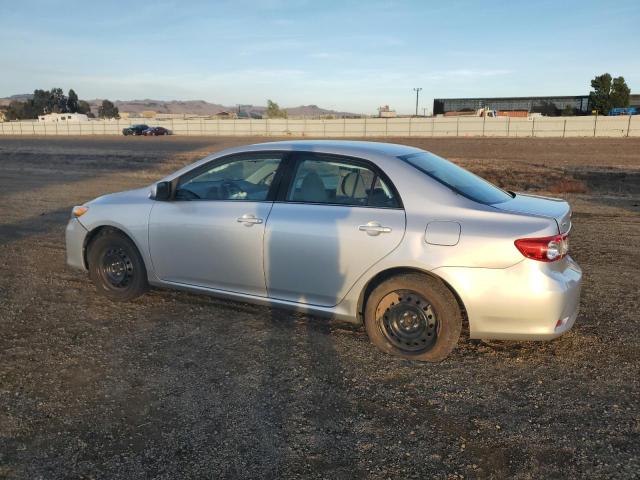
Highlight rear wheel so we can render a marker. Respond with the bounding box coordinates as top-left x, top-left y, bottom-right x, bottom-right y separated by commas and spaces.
364, 273, 461, 362
88, 230, 148, 301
